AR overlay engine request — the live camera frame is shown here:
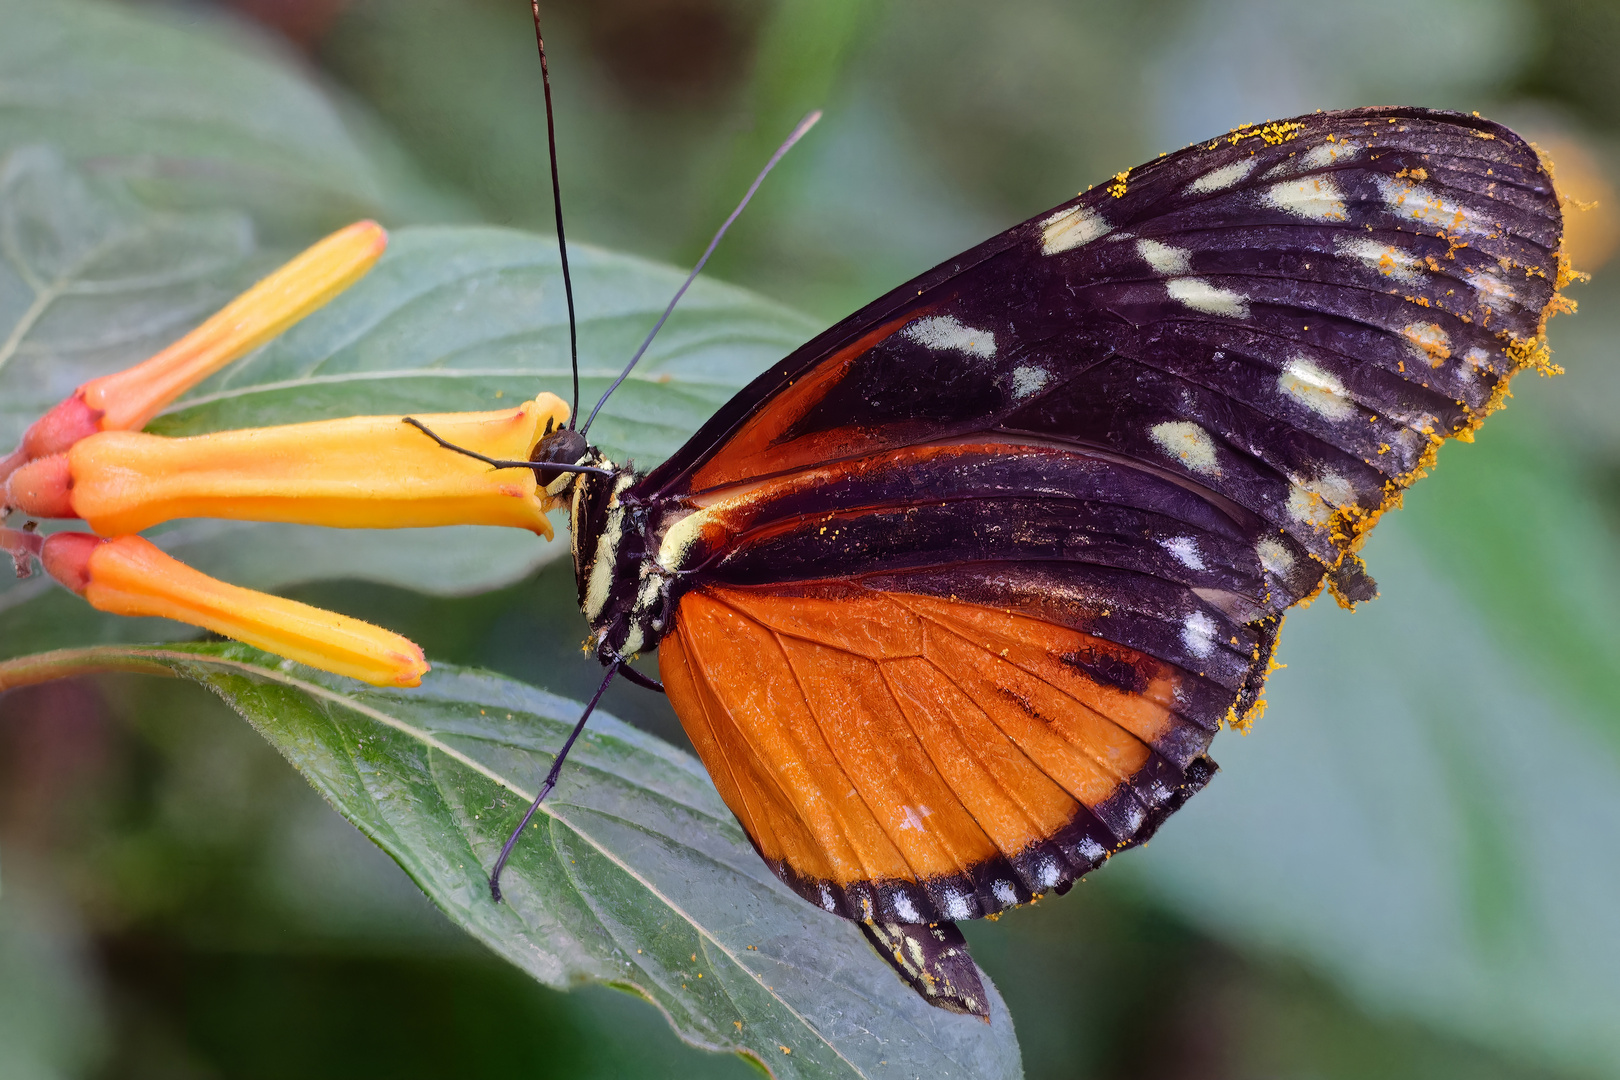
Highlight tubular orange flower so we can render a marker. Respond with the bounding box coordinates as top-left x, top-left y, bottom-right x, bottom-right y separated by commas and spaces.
8, 396, 570, 537
1, 221, 388, 481
39, 532, 429, 687
2, 216, 584, 687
